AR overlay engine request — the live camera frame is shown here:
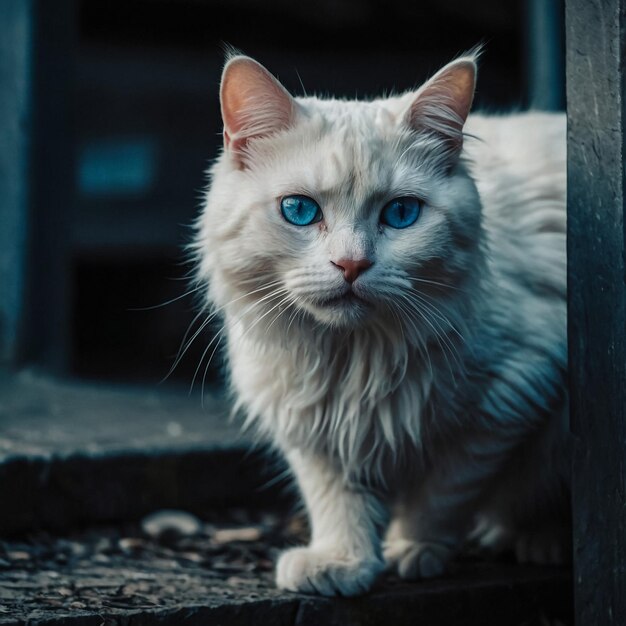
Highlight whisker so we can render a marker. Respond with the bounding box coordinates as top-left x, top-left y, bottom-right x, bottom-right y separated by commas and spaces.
201, 334, 225, 408
404, 291, 466, 357
191, 286, 290, 394
238, 293, 295, 344
171, 308, 205, 364
286, 302, 303, 333
397, 293, 457, 382
191, 325, 226, 395
406, 290, 466, 344
165, 279, 285, 382
409, 276, 464, 292
382, 300, 407, 351
392, 297, 434, 379
266, 296, 297, 334
128, 285, 203, 311
400, 292, 463, 380
162, 312, 215, 384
